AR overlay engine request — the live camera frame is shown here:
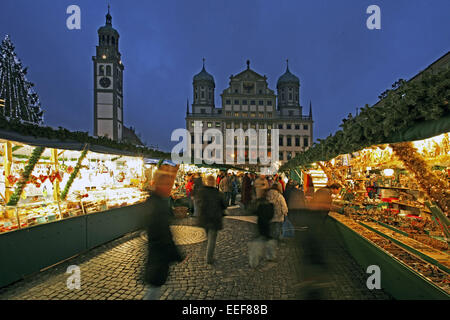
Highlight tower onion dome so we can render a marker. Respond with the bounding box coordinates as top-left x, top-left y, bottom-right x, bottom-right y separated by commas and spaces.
193, 59, 215, 83
98, 5, 119, 36
277, 60, 299, 87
